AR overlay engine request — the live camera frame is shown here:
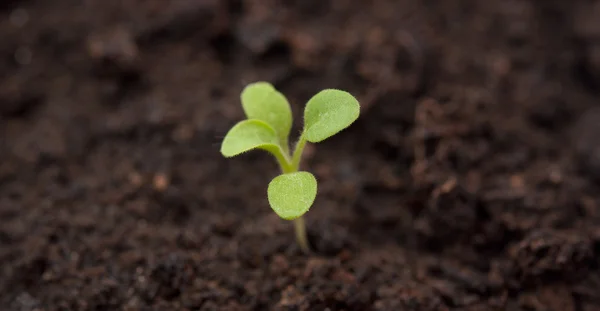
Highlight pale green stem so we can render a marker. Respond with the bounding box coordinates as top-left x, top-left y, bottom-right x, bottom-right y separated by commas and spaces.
291, 133, 308, 171
273, 132, 312, 253
290, 133, 310, 253
293, 217, 310, 253
281, 137, 290, 156
272, 147, 293, 173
